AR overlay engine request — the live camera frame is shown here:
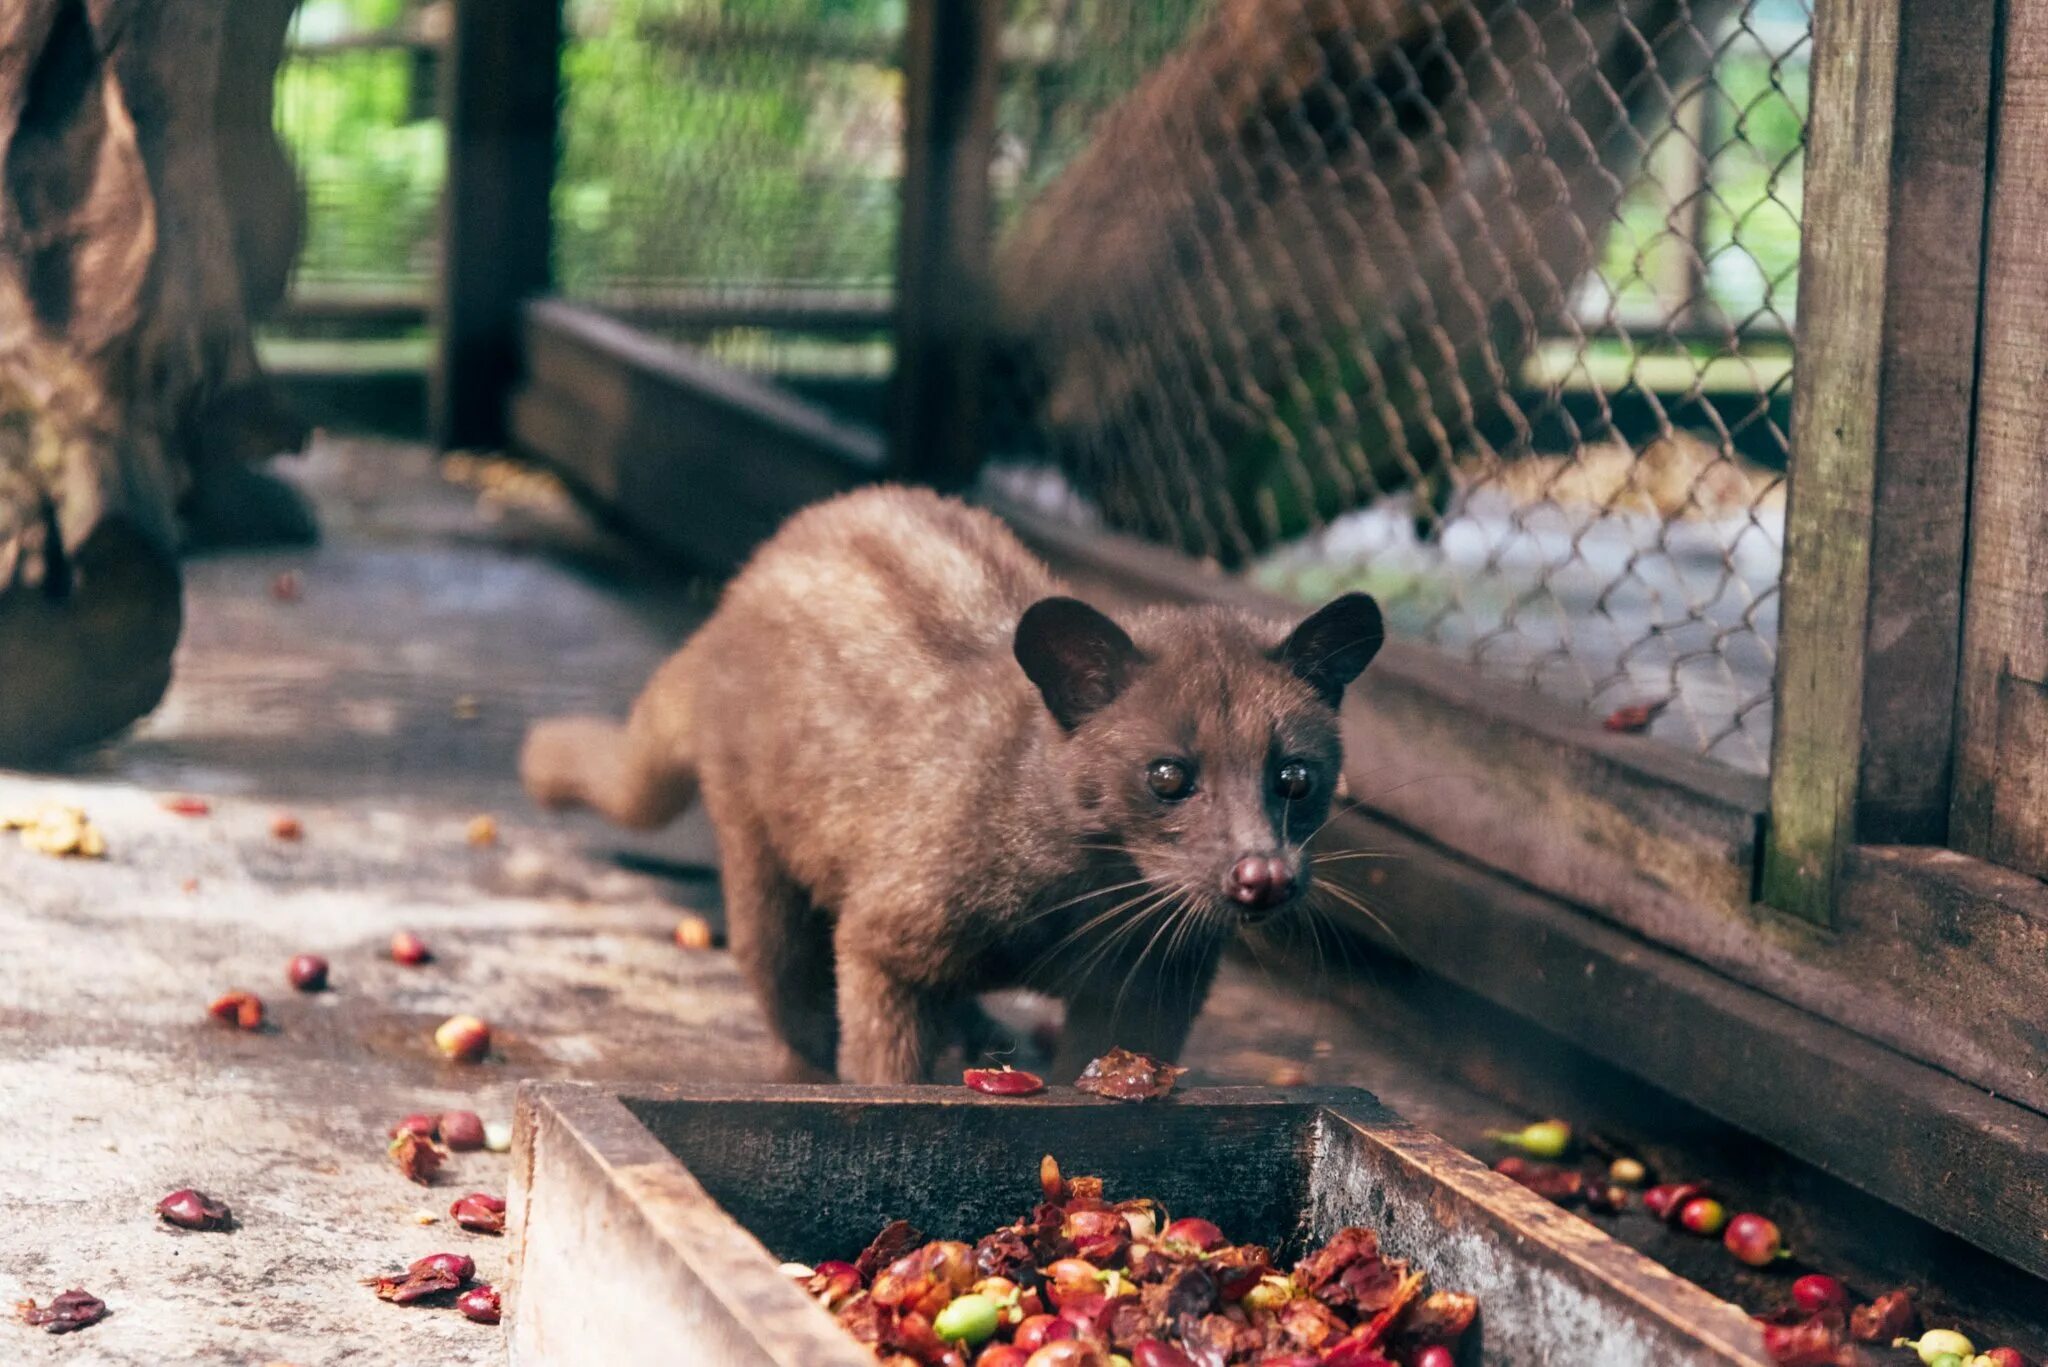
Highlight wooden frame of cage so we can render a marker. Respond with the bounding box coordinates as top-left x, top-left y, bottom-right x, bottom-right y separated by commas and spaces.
417, 0, 2048, 1284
